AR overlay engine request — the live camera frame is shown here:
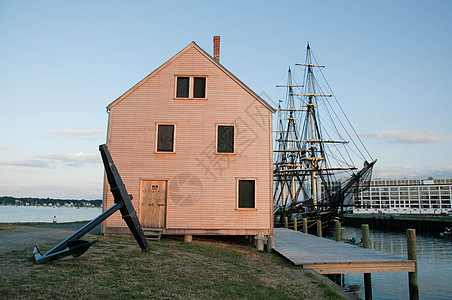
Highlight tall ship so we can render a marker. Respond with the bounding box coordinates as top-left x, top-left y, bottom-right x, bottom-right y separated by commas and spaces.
274, 43, 377, 231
